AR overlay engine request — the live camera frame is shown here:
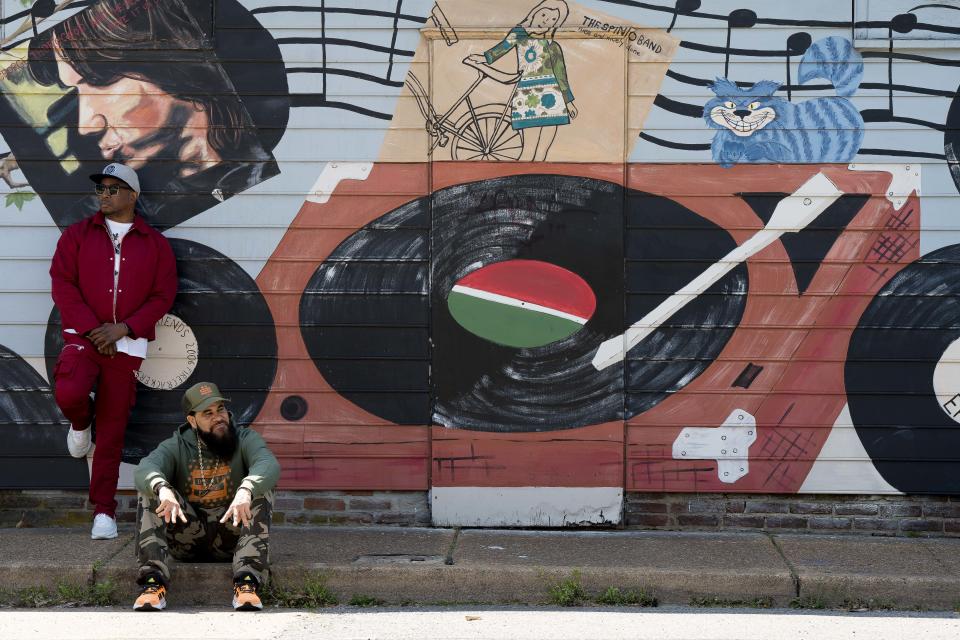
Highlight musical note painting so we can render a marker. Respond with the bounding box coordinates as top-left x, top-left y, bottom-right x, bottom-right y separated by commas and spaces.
0, 0, 959, 527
